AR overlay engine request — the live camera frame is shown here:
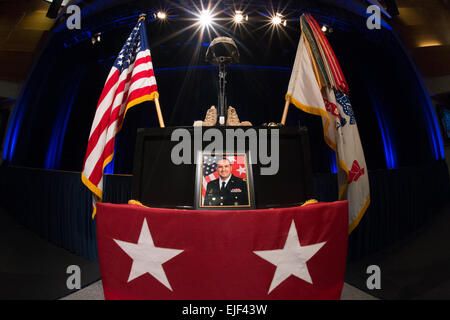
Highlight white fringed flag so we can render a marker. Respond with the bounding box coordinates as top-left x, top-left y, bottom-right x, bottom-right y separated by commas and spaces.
285, 14, 370, 233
